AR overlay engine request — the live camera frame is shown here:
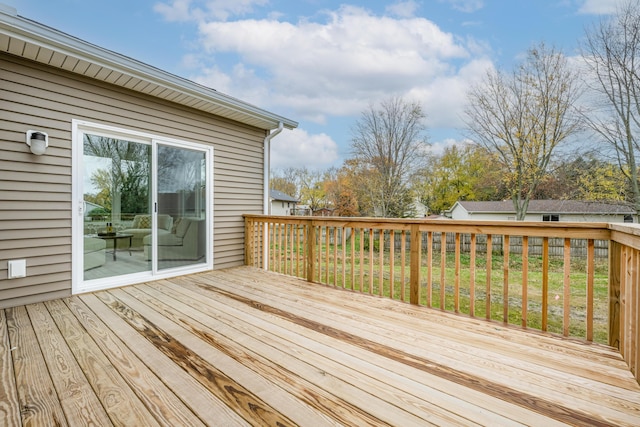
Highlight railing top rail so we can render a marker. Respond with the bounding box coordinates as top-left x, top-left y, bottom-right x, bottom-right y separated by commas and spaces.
609, 223, 640, 250
244, 215, 613, 239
